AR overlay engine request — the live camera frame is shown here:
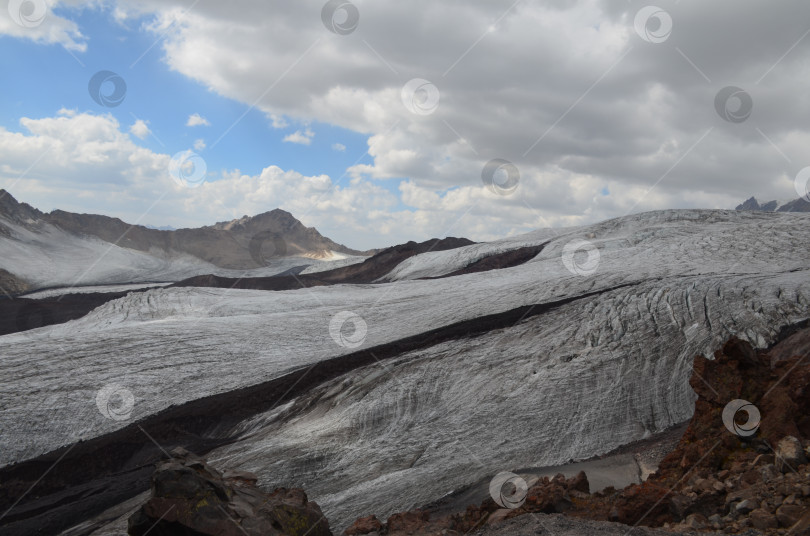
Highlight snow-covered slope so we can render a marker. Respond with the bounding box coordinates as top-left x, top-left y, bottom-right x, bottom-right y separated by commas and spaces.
377, 227, 561, 281
2, 209, 810, 530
